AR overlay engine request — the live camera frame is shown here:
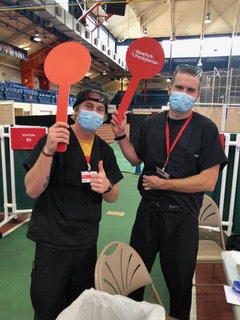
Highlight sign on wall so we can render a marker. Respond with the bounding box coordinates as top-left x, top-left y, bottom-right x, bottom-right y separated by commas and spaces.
0, 40, 28, 60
